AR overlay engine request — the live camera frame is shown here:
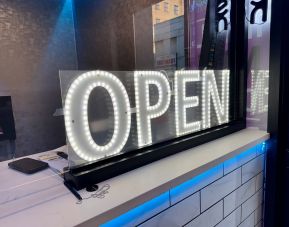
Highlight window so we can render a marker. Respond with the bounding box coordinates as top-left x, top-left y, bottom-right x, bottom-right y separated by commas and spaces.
170, 37, 177, 54
174, 5, 179, 15
155, 3, 160, 10
60, 0, 247, 189
164, 2, 169, 12
155, 40, 165, 55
